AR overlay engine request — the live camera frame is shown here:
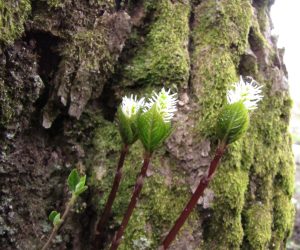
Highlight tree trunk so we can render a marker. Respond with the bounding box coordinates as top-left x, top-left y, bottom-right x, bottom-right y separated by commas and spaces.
0, 0, 294, 249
